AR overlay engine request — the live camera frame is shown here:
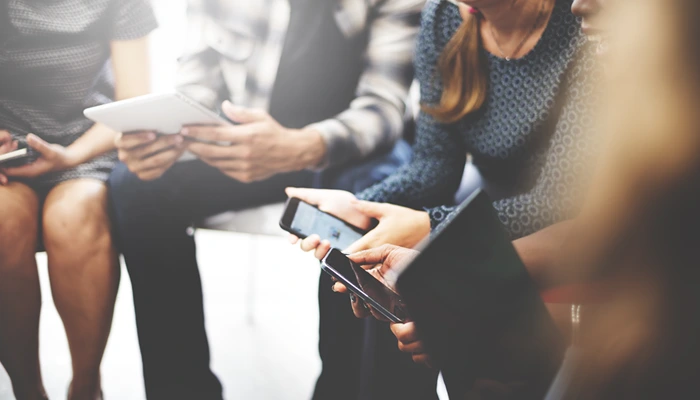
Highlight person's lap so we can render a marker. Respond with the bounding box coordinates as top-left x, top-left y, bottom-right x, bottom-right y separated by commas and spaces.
107, 141, 436, 400
0, 178, 112, 254
108, 160, 313, 400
